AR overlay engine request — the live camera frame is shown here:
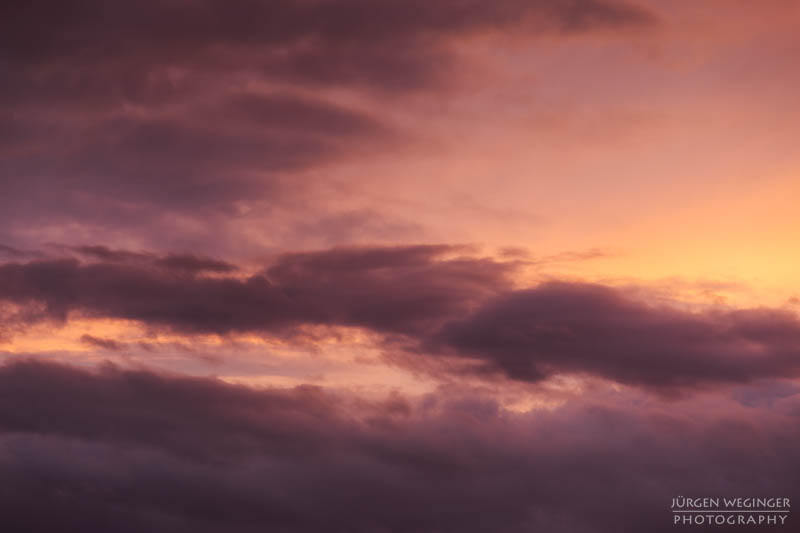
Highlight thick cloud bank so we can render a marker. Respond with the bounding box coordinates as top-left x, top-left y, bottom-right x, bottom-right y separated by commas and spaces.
432, 282, 800, 389
0, 359, 797, 532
